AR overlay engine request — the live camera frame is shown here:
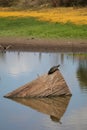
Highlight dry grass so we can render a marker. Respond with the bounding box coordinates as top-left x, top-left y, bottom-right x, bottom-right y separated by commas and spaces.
0, 7, 87, 24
